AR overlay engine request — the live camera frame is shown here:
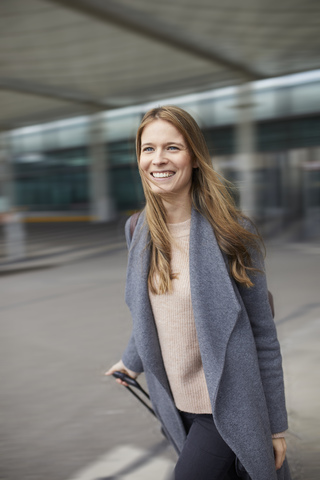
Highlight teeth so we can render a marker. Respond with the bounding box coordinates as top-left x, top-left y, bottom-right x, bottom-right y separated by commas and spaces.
152, 172, 174, 178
